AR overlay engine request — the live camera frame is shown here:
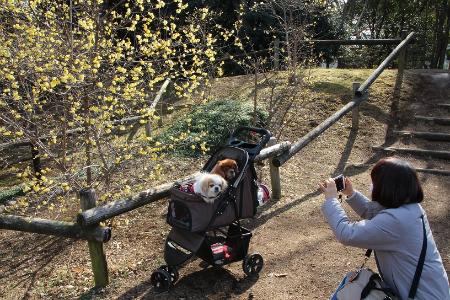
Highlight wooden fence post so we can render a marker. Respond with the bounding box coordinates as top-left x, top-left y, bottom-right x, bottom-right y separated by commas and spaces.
394, 30, 408, 95
398, 30, 408, 72
352, 82, 361, 129
127, 123, 141, 143
79, 188, 109, 287
268, 137, 281, 201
